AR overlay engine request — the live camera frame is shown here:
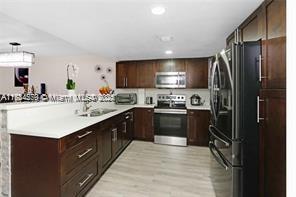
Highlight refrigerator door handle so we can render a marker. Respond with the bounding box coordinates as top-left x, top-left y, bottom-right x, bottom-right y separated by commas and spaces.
220, 49, 234, 90
210, 60, 218, 121
209, 125, 230, 147
209, 141, 229, 170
